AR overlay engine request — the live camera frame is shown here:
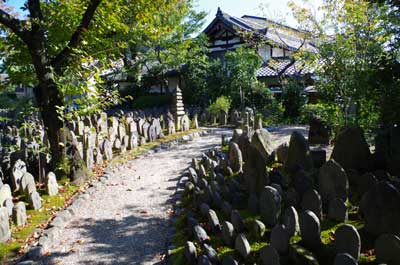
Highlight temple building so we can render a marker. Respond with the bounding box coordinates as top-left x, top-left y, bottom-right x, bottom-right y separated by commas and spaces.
203, 8, 317, 91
